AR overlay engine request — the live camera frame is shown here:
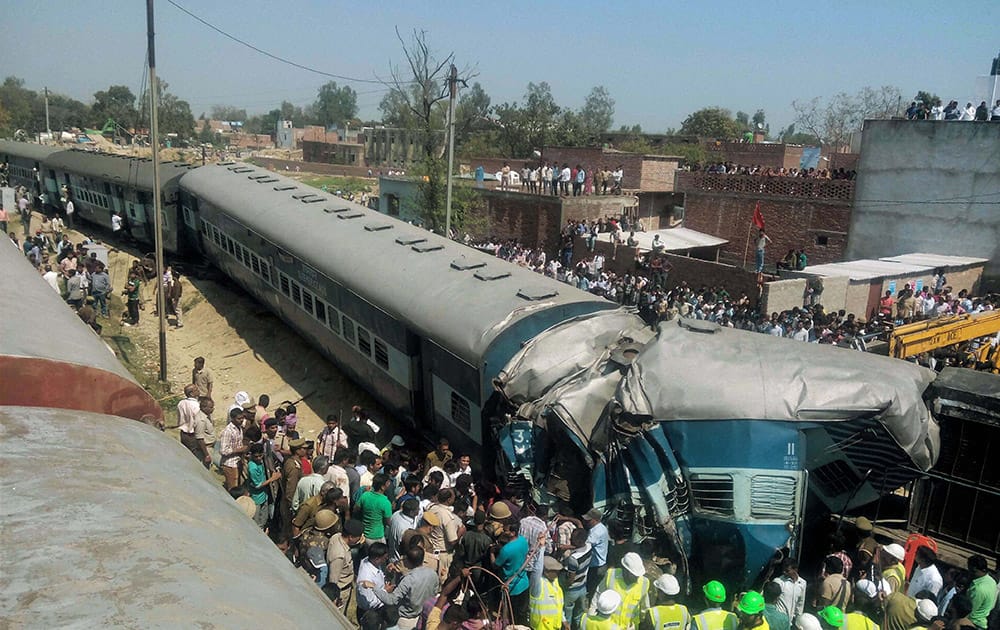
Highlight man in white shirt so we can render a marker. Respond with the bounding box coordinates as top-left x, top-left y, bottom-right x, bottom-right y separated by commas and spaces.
64, 198, 75, 229
773, 559, 807, 619
356, 542, 388, 622
907, 546, 943, 598
295, 457, 330, 511
42, 264, 60, 292
176, 384, 202, 461
559, 165, 572, 195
